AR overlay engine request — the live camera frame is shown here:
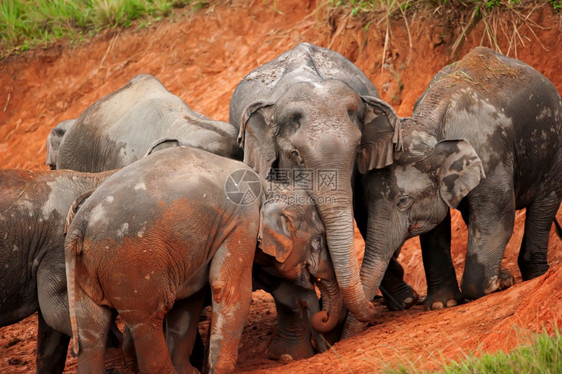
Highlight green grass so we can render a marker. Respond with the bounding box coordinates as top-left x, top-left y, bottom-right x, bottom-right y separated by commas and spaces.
1, 0, 560, 58
384, 329, 561, 373
0, 0, 207, 57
